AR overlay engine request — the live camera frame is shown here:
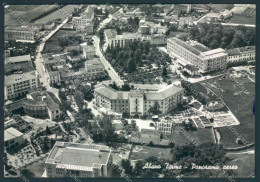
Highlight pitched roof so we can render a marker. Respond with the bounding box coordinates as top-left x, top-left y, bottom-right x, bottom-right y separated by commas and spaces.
145, 84, 184, 100
226, 48, 241, 56
6, 55, 31, 64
